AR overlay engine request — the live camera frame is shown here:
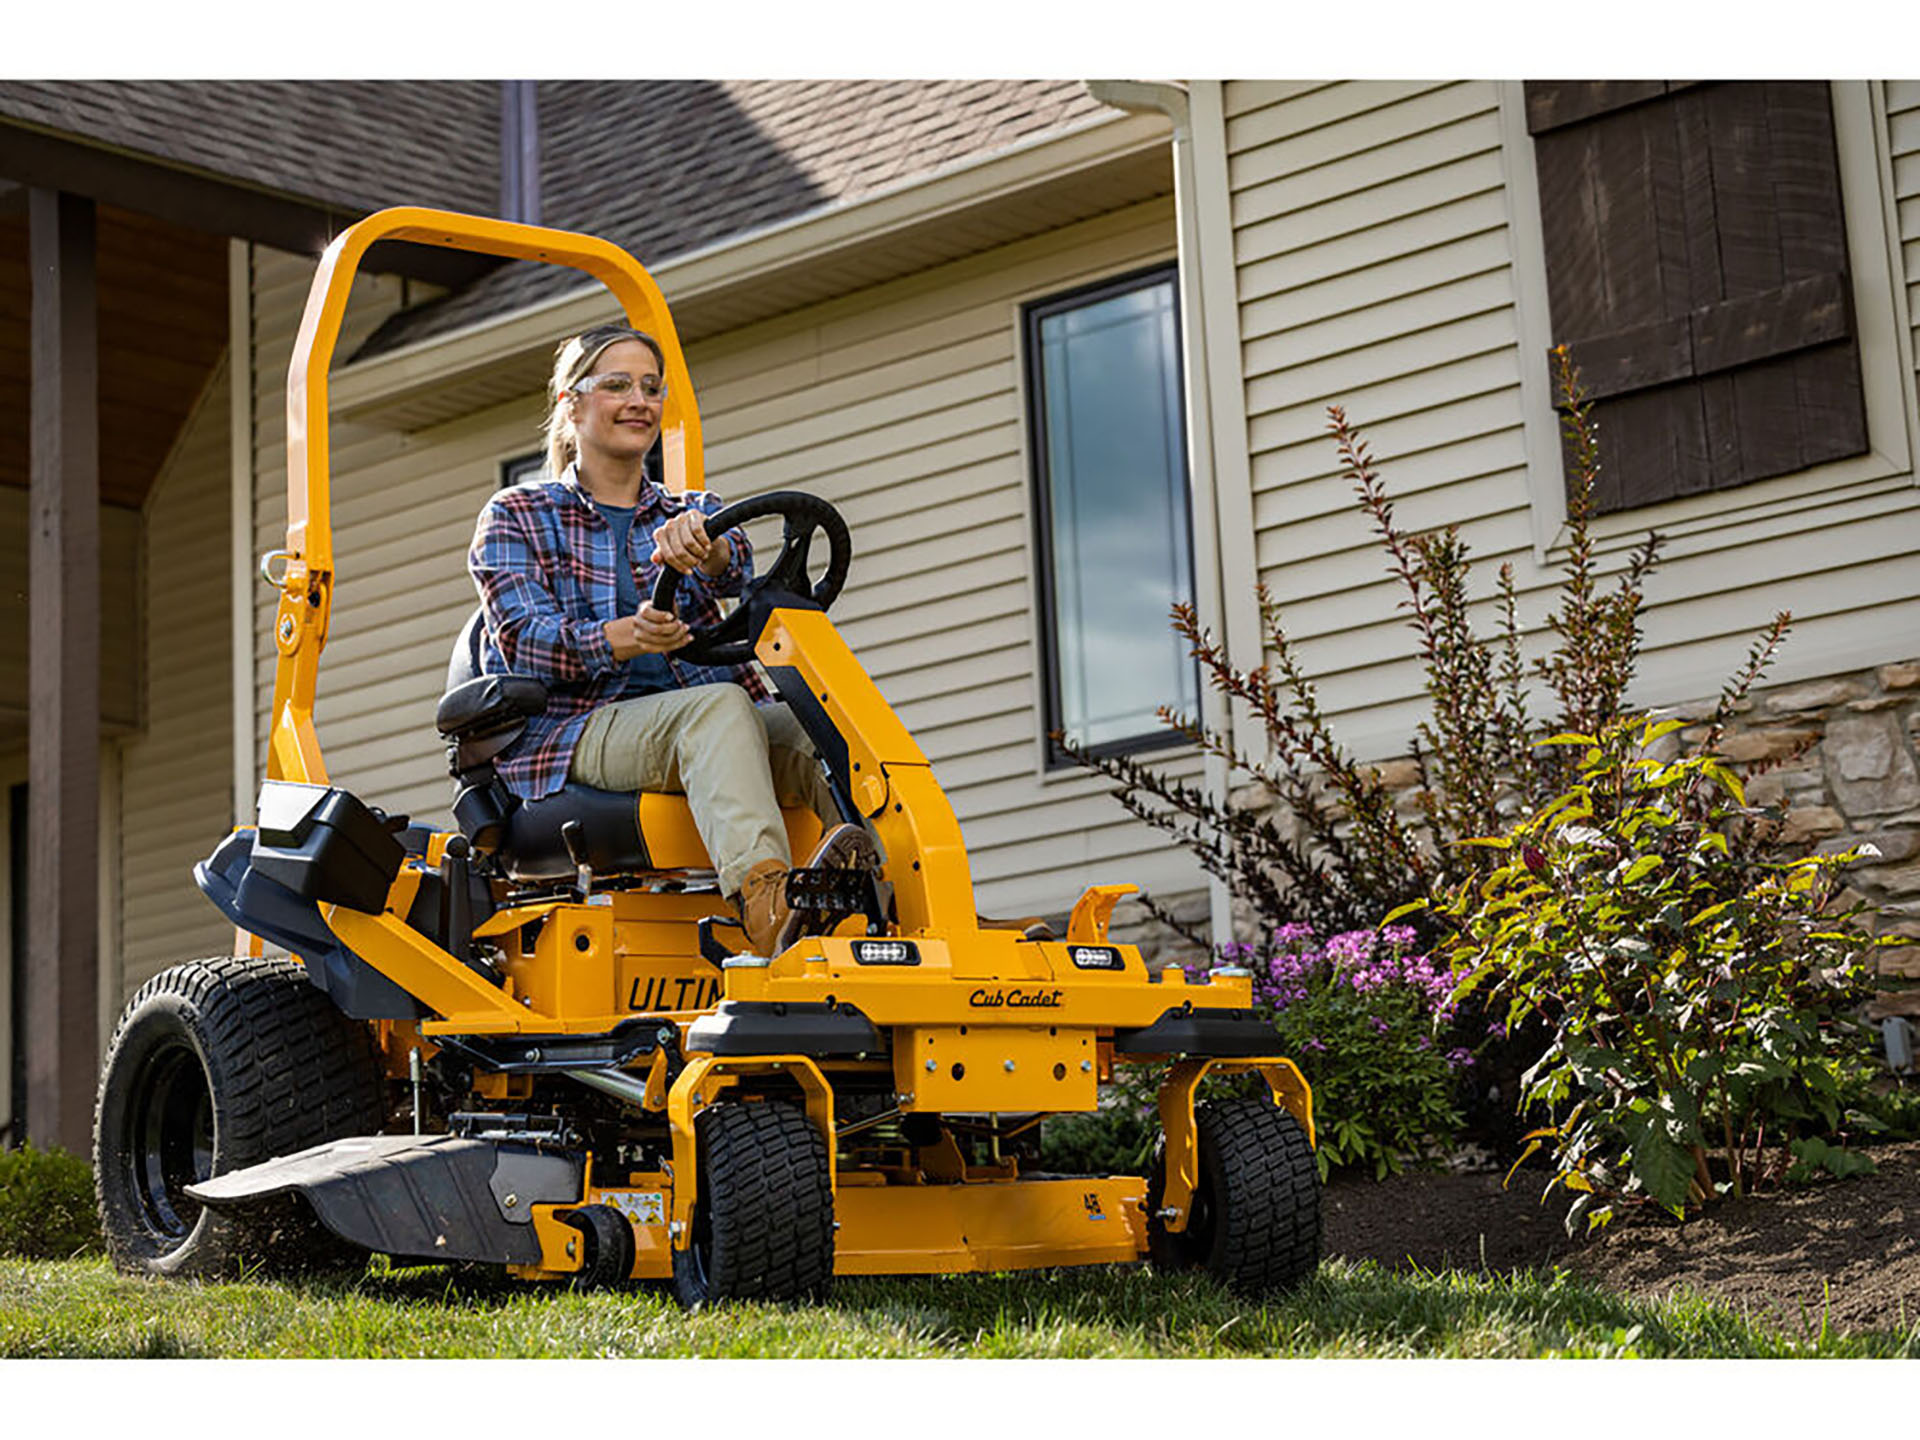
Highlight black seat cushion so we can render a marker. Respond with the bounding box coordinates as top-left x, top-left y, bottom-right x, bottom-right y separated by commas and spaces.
438, 607, 663, 883
503, 784, 652, 882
